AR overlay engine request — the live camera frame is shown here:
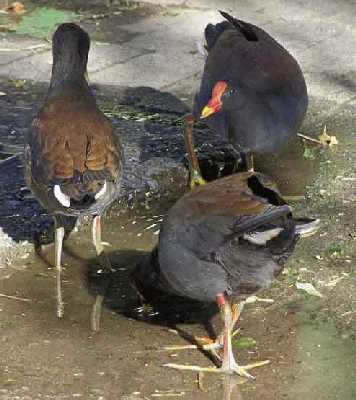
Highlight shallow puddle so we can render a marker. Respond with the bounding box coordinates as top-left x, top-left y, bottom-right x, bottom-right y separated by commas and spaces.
0, 193, 355, 399
291, 308, 356, 399
0, 73, 355, 400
